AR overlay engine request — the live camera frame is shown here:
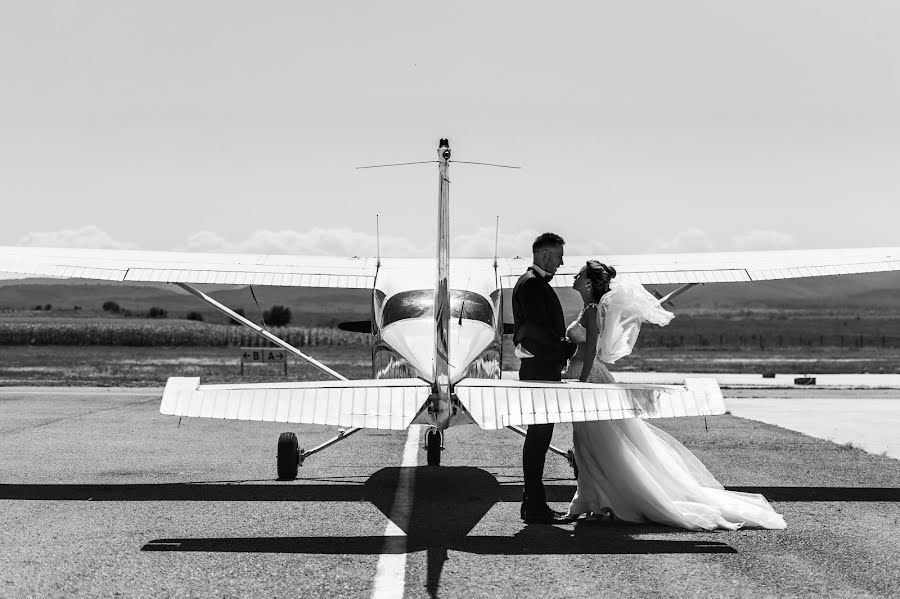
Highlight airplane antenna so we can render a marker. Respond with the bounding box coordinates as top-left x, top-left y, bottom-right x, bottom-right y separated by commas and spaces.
451, 161, 521, 169
356, 160, 438, 169
356, 160, 520, 170
376, 214, 381, 268
493, 216, 500, 269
